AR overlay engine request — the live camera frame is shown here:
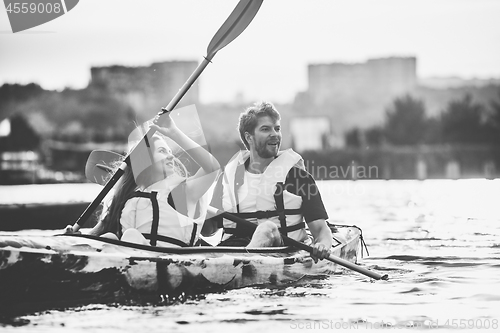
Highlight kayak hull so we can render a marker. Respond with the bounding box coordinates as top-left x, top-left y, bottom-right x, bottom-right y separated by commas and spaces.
0, 226, 361, 309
